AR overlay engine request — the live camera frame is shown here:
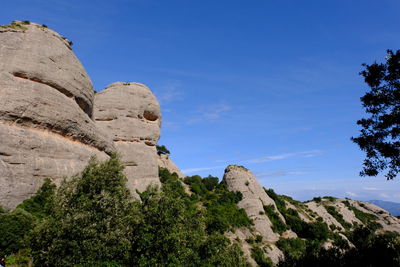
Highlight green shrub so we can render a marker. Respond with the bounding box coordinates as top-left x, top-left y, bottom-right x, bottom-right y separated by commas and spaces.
251, 246, 273, 267
0, 209, 35, 256
342, 201, 381, 230
17, 178, 55, 219
263, 205, 287, 234
156, 144, 170, 155
276, 238, 307, 260
135, 167, 249, 266
313, 197, 322, 203
30, 154, 137, 266
184, 173, 251, 233
246, 237, 255, 244
298, 221, 330, 241
255, 235, 263, 243
323, 196, 337, 202
325, 205, 352, 230
264, 188, 286, 212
